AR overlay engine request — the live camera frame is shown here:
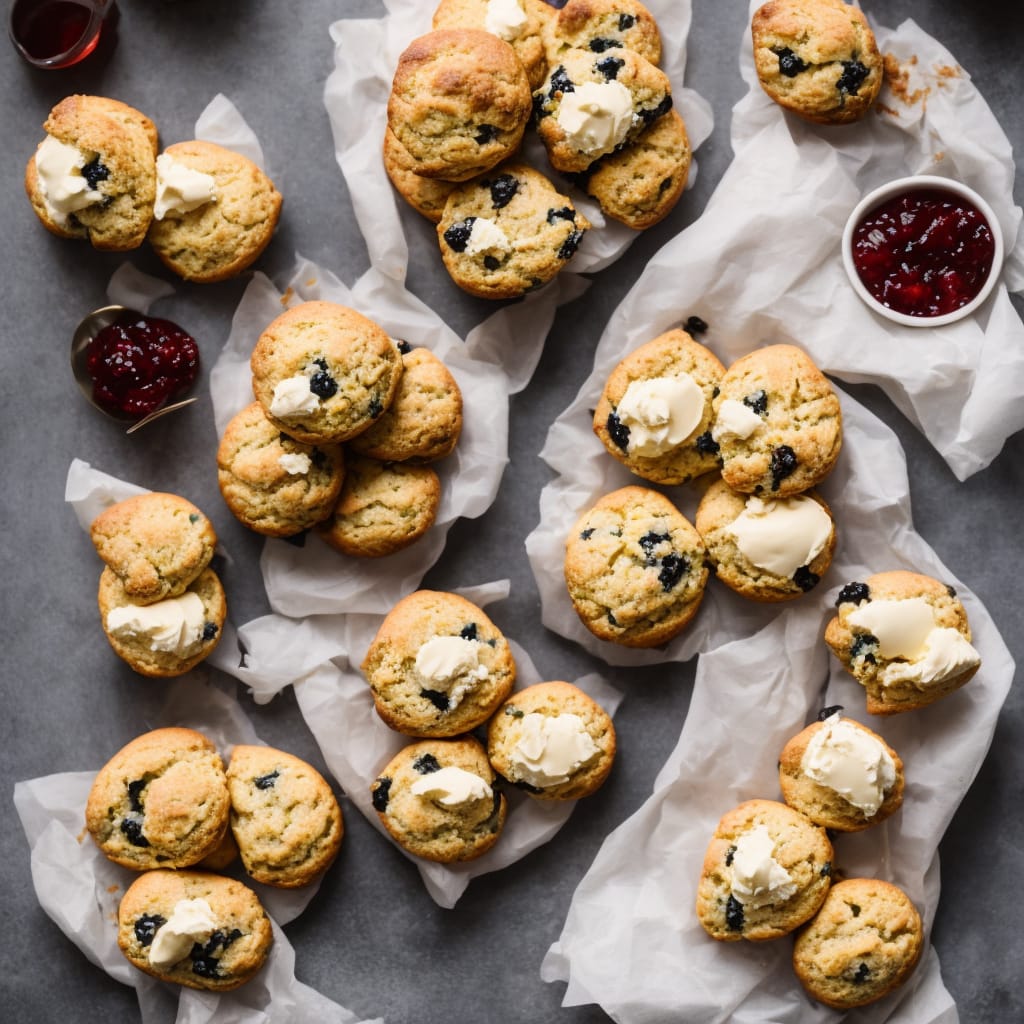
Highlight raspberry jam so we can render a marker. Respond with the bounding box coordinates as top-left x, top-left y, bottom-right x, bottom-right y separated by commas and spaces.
85, 313, 199, 420
850, 188, 996, 319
